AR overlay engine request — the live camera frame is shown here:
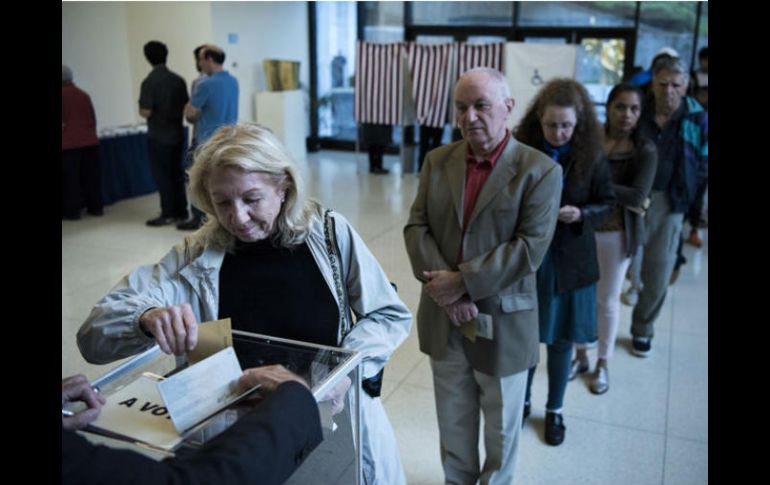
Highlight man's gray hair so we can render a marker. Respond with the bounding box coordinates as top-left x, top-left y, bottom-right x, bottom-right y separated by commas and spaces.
62, 64, 73, 83
460, 67, 511, 99
652, 56, 689, 80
